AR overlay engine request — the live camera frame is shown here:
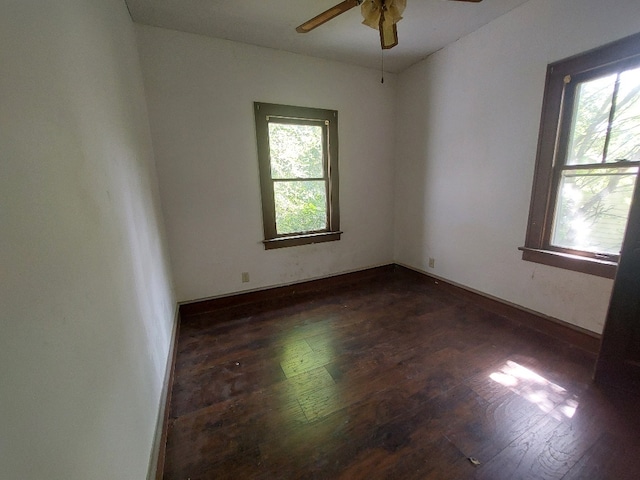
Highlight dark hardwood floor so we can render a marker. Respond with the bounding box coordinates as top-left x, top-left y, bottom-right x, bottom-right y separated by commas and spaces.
163, 267, 640, 479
